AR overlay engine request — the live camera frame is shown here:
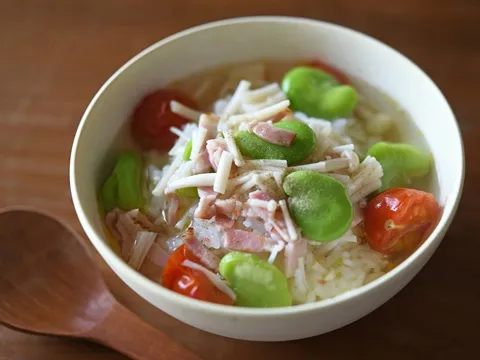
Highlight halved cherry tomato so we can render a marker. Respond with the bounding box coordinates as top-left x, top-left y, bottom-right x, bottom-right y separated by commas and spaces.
306, 59, 351, 85
130, 89, 198, 151
162, 245, 234, 305
364, 188, 441, 255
